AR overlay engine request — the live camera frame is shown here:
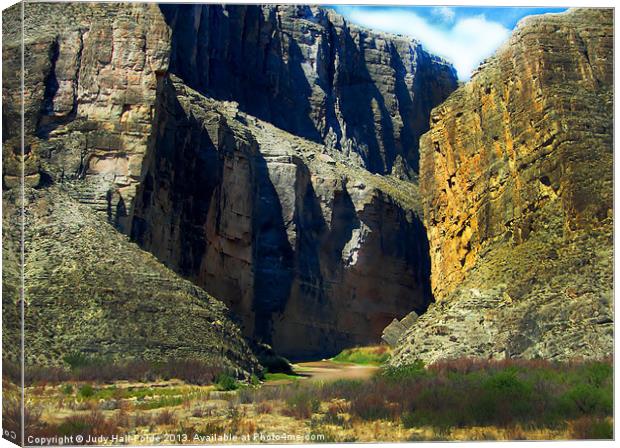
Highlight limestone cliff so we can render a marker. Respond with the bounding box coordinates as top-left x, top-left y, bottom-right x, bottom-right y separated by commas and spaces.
160, 4, 457, 176
2, 2, 258, 373
130, 76, 432, 358
3, 2, 169, 233
390, 9, 613, 366
3, 2, 447, 360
